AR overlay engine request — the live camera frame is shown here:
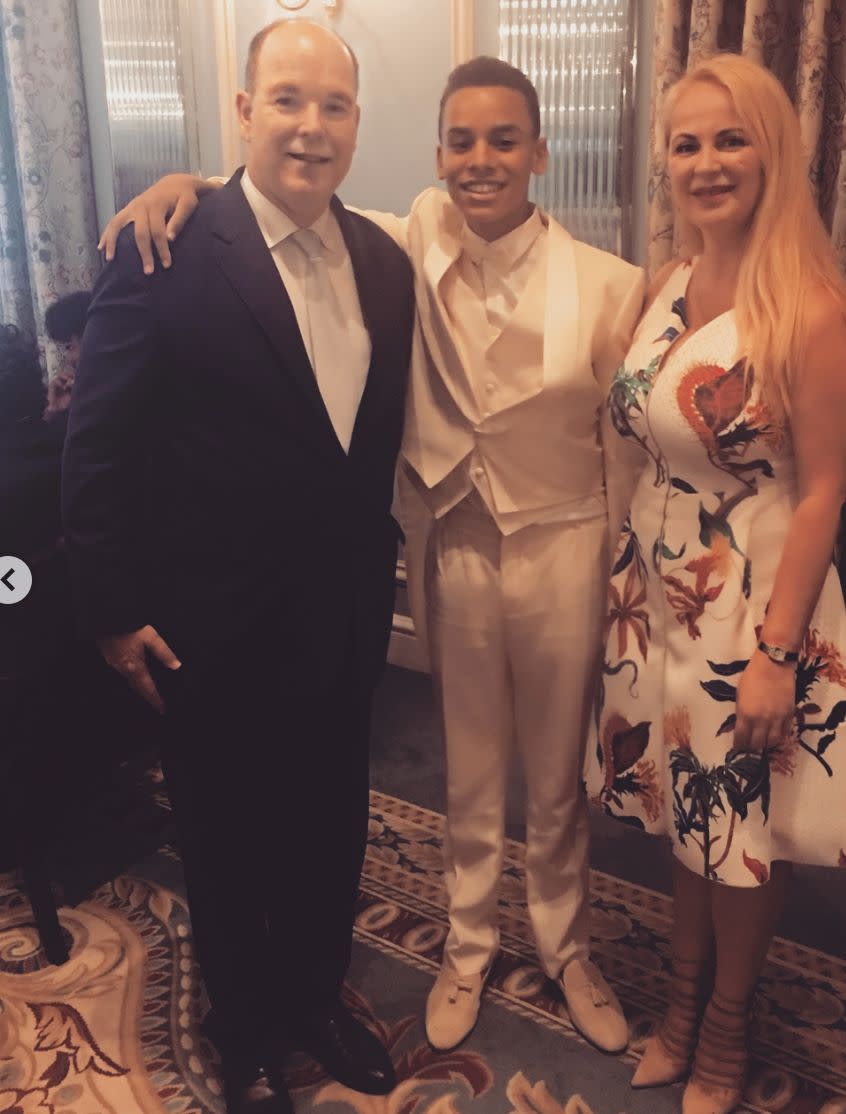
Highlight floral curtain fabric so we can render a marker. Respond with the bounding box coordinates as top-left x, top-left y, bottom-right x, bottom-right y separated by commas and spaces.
648, 0, 846, 274
0, 0, 99, 379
